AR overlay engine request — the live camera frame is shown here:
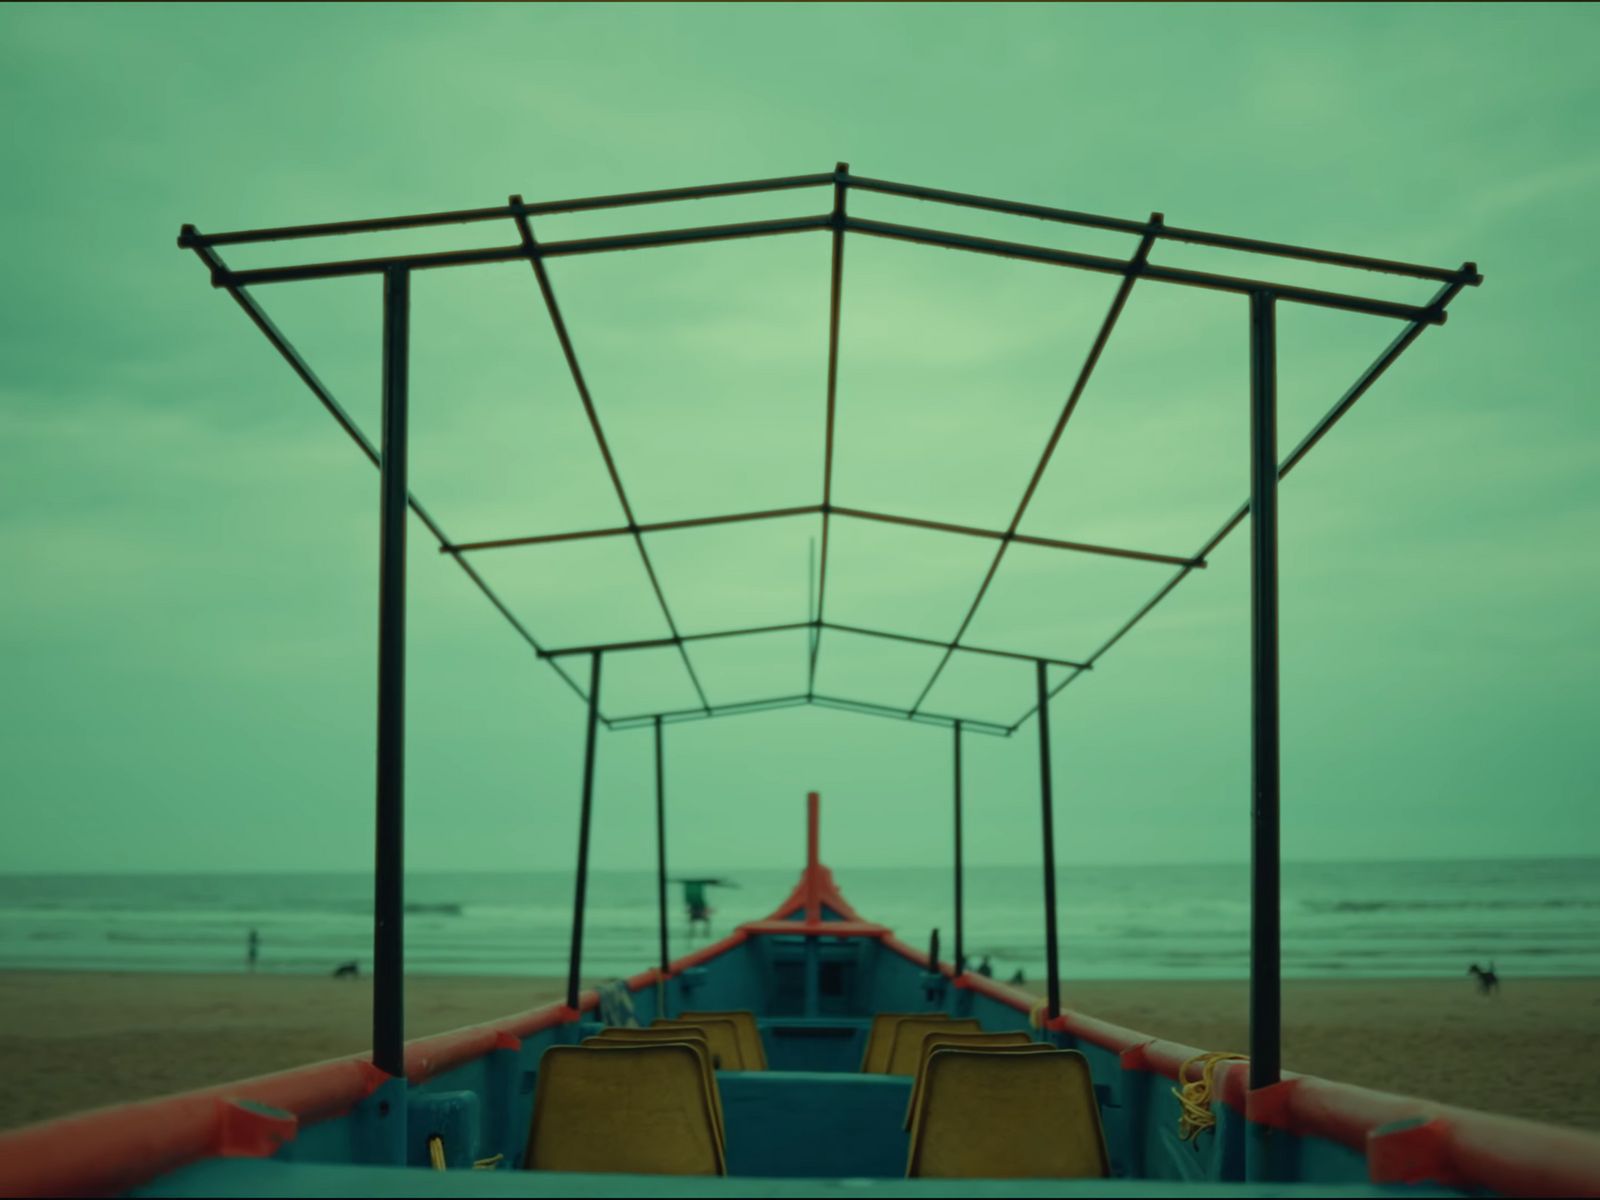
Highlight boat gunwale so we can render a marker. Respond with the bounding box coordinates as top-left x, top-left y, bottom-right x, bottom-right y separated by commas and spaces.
4, 923, 1600, 1198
